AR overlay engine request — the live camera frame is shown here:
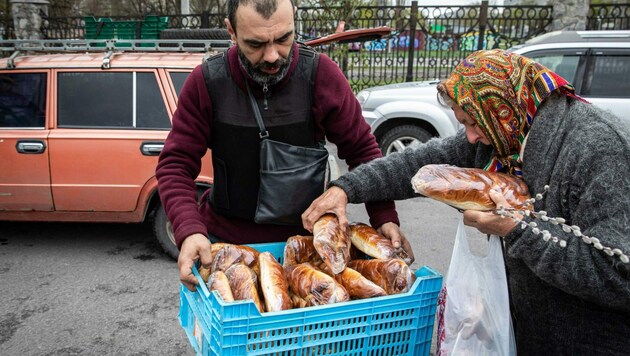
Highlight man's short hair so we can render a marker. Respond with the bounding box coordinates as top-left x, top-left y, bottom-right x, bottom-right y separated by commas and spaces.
227, 0, 295, 35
